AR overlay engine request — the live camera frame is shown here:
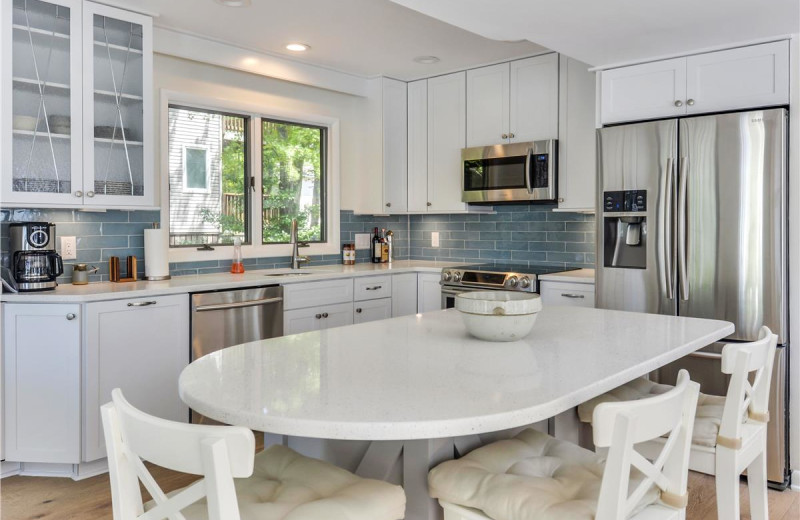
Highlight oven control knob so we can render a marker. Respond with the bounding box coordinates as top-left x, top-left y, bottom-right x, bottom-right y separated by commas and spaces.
452, 272, 461, 283
441, 271, 452, 282
506, 276, 518, 288
519, 276, 531, 289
